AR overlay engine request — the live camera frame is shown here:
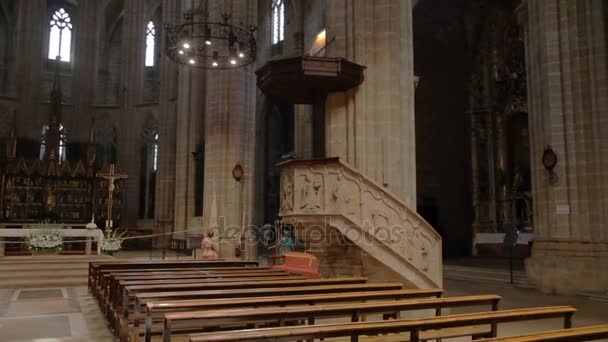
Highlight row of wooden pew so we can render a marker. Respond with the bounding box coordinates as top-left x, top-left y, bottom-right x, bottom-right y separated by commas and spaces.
89, 259, 608, 342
